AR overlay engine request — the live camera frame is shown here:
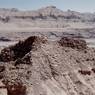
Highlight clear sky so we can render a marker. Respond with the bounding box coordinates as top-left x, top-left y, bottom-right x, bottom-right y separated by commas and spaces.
0, 0, 95, 12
